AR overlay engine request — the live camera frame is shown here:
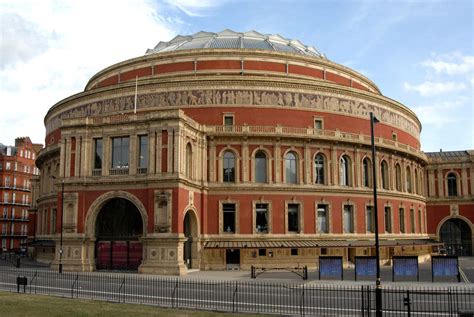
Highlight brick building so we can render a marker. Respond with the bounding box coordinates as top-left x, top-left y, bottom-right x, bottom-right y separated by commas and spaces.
0, 137, 42, 252
32, 30, 465, 274
425, 150, 474, 256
